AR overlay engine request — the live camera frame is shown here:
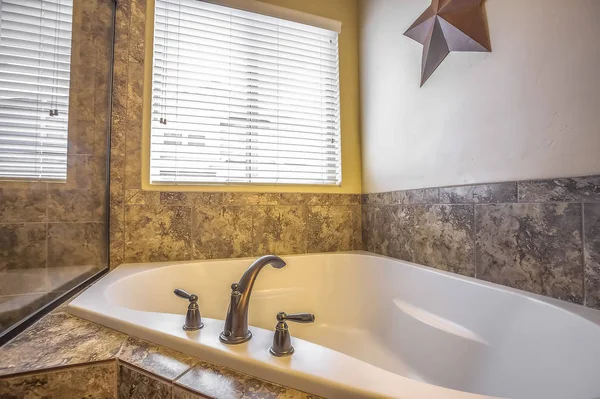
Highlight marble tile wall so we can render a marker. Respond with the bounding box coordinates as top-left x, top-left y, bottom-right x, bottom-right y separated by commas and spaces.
0, 0, 113, 333
362, 176, 600, 309
109, 0, 361, 267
